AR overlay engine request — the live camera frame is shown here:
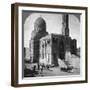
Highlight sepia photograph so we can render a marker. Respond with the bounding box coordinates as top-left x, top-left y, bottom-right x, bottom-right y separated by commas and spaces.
11, 3, 87, 87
